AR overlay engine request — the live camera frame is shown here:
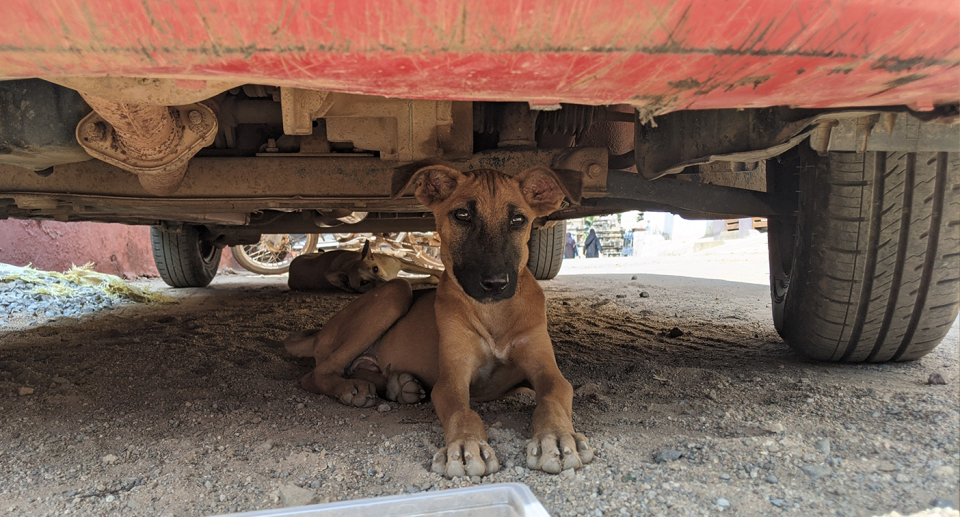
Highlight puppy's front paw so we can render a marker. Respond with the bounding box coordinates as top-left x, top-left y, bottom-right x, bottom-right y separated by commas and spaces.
337, 379, 378, 408
431, 440, 499, 478
527, 431, 593, 474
